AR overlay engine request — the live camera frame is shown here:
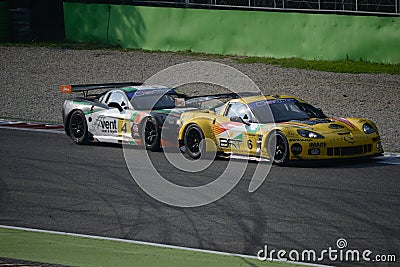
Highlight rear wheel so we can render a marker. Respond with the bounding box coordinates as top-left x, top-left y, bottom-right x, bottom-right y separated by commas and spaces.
69, 110, 89, 144
184, 124, 205, 159
142, 117, 160, 151
267, 131, 289, 165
